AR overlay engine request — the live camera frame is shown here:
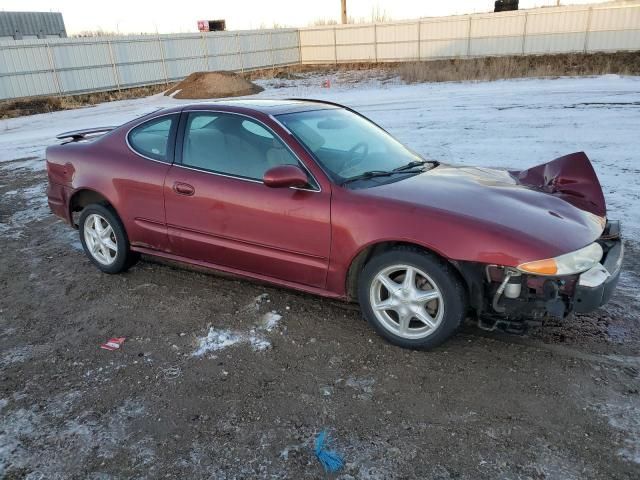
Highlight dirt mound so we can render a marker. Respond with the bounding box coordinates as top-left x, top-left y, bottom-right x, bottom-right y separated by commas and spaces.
164, 71, 263, 99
